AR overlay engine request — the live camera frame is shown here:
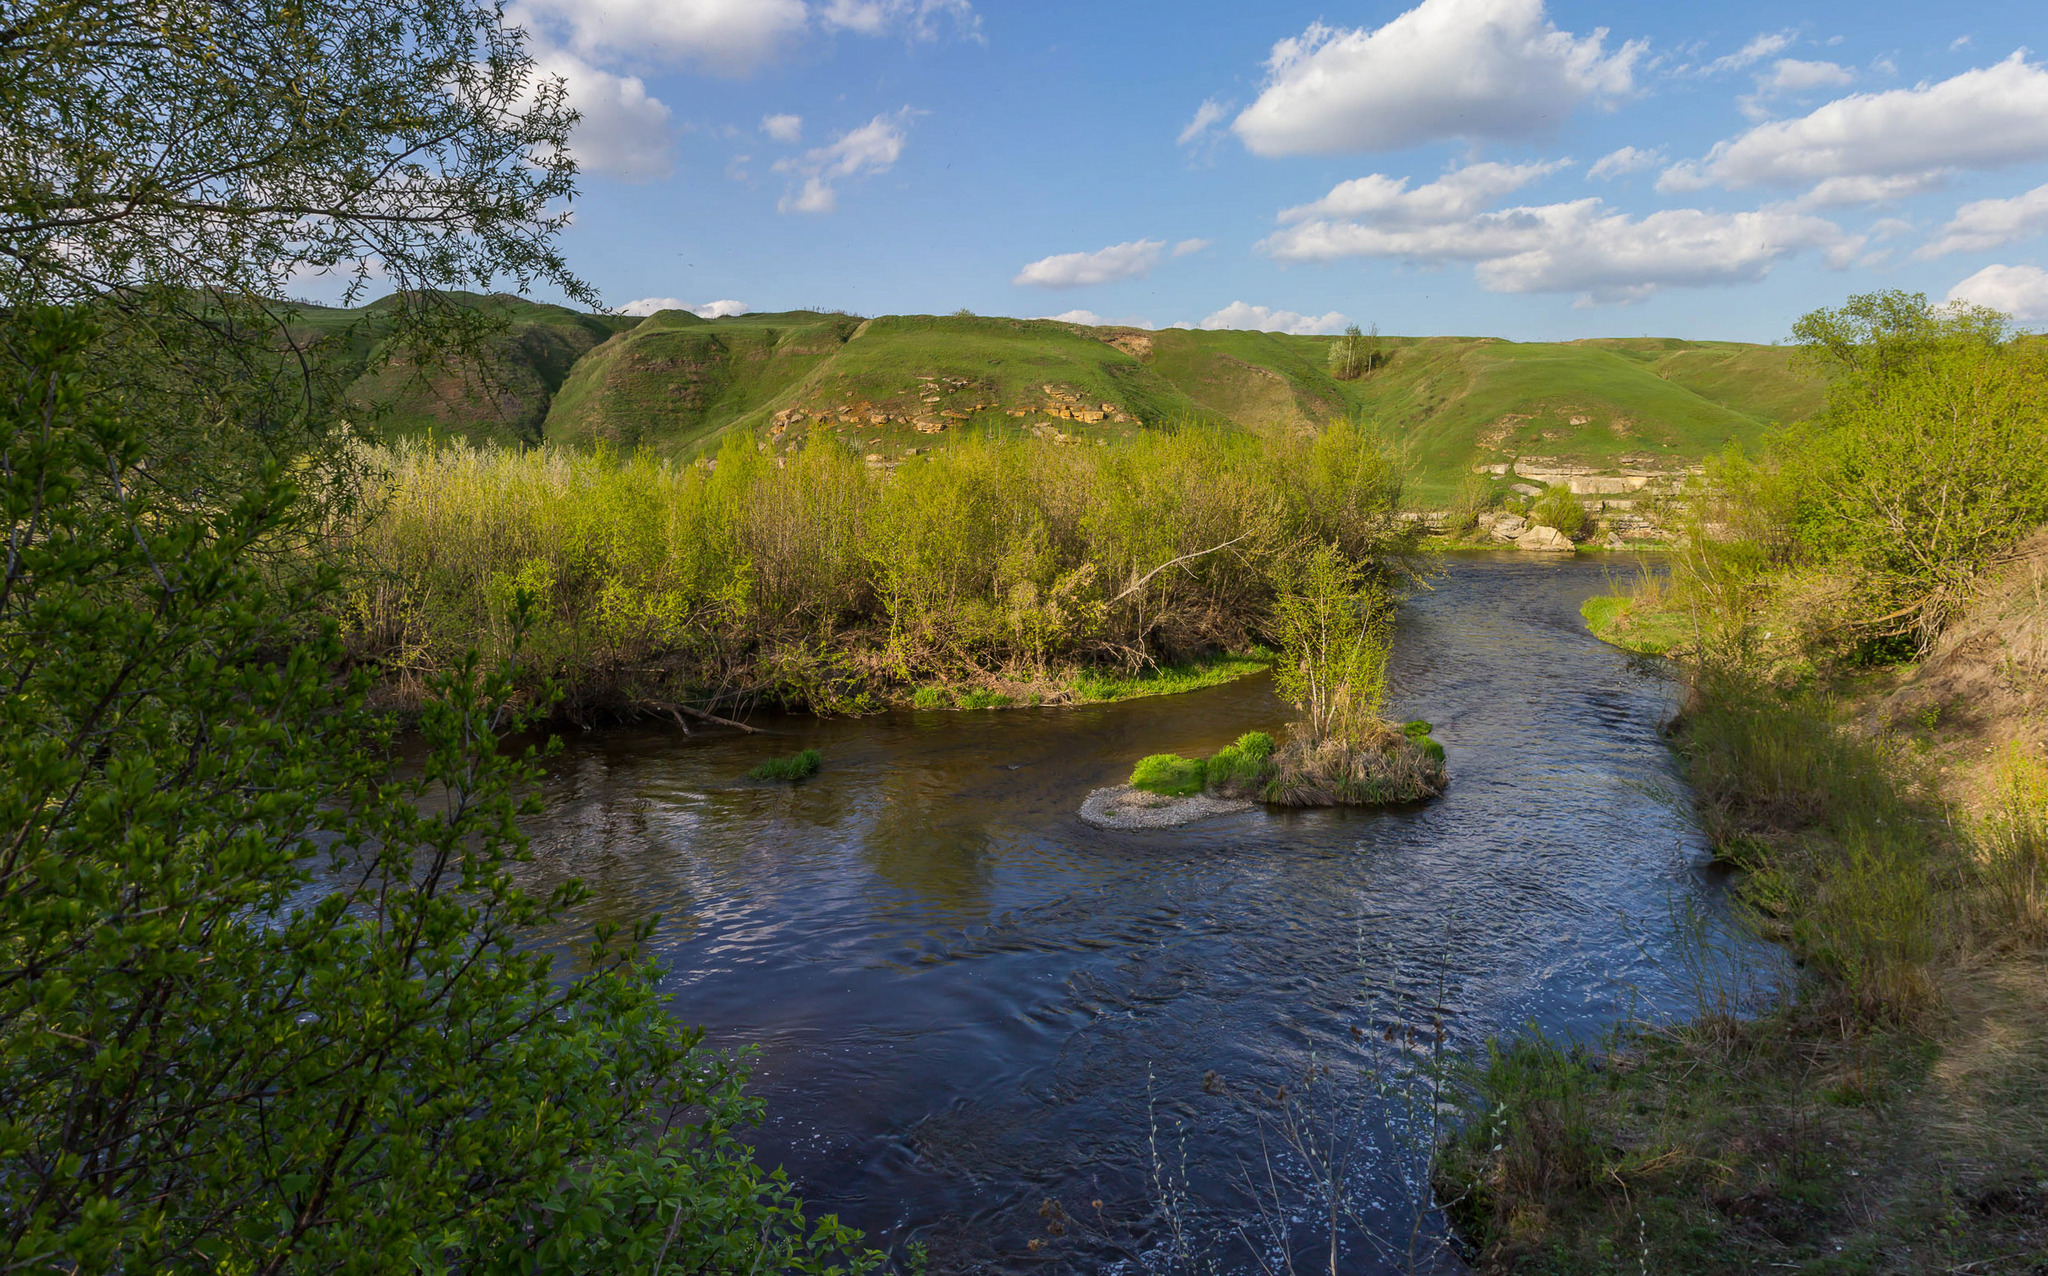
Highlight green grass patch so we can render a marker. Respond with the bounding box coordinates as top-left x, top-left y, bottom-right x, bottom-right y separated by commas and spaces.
1581, 593, 1689, 656
748, 748, 821, 781
1403, 719, 1446, 765
910, 686, 949, 710
1128, 753, 1206, 797
955, 689, 1014, 710
1070, 650, 1274, 704
1204, 731, 1276, 794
